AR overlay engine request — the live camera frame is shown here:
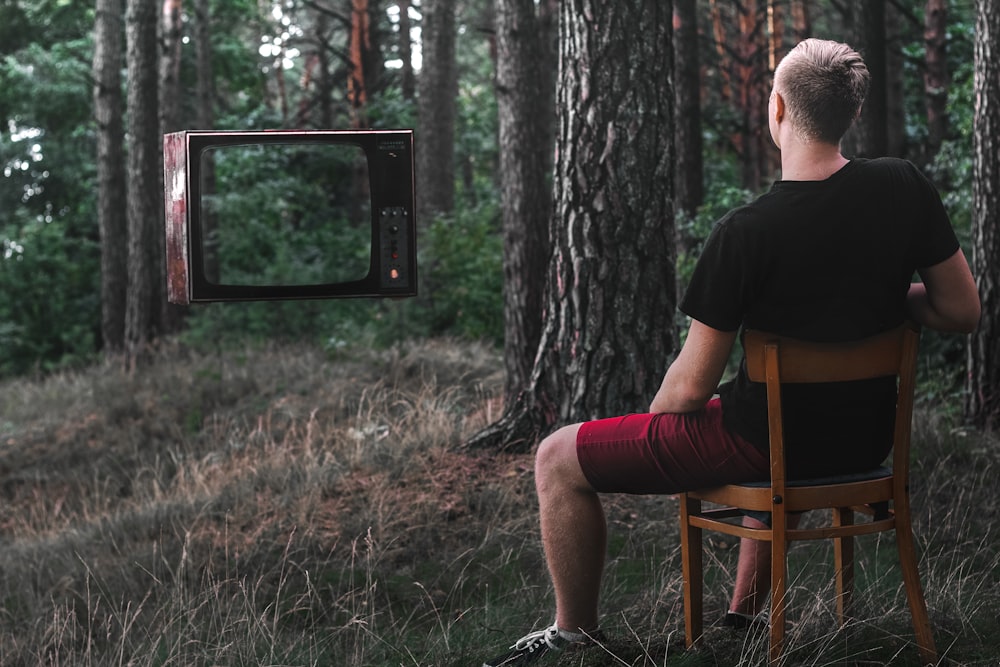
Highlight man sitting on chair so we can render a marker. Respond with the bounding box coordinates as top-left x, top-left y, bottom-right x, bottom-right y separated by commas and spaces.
482, 38, 980, 667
